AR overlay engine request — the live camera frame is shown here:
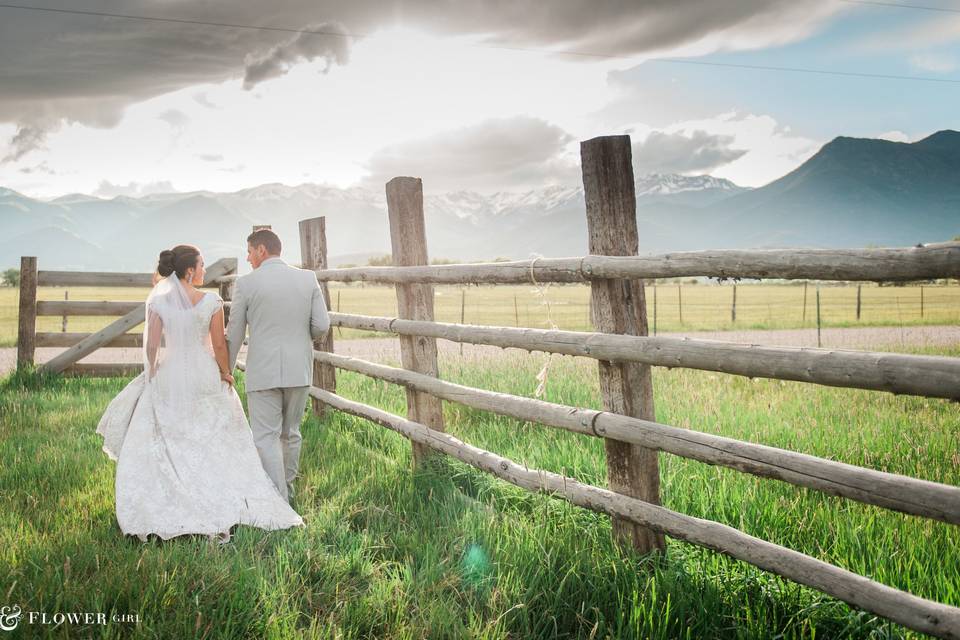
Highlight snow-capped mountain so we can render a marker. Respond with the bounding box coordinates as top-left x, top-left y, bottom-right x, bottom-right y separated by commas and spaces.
6, 176, 742, 270
635, 173, 743, 196
3, 172, 753, 270
4, 130, 957, 272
